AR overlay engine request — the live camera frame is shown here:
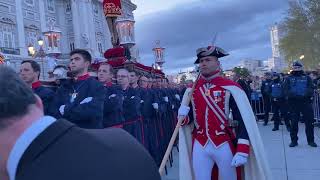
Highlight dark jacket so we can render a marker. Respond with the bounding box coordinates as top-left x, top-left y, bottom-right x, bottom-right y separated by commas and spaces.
33, 86, 54, 115
122, 87, 141, 121
103, 84, 124, 127
16, 120, 161, 180
261, 79, 273, 97
49, 77, 105, 129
